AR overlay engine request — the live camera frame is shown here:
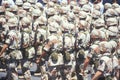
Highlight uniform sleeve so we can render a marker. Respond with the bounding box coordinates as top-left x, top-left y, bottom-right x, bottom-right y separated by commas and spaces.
87, 52, 92, 58
5, 34, 12, 45
97, 60, 106, 72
